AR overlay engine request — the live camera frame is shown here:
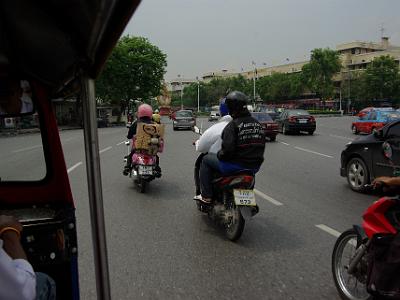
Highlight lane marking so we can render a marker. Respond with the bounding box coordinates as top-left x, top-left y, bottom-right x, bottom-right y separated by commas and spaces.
315, 224, 341, 238
117, 141, 126, 146
294, 146, 333, 158
329, 134, 353, 141
254, 189, 284, 206
67, 162, 83, 173
99, 146, 112, 154
13, 144, 42, 153
279, 141, 290, 146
